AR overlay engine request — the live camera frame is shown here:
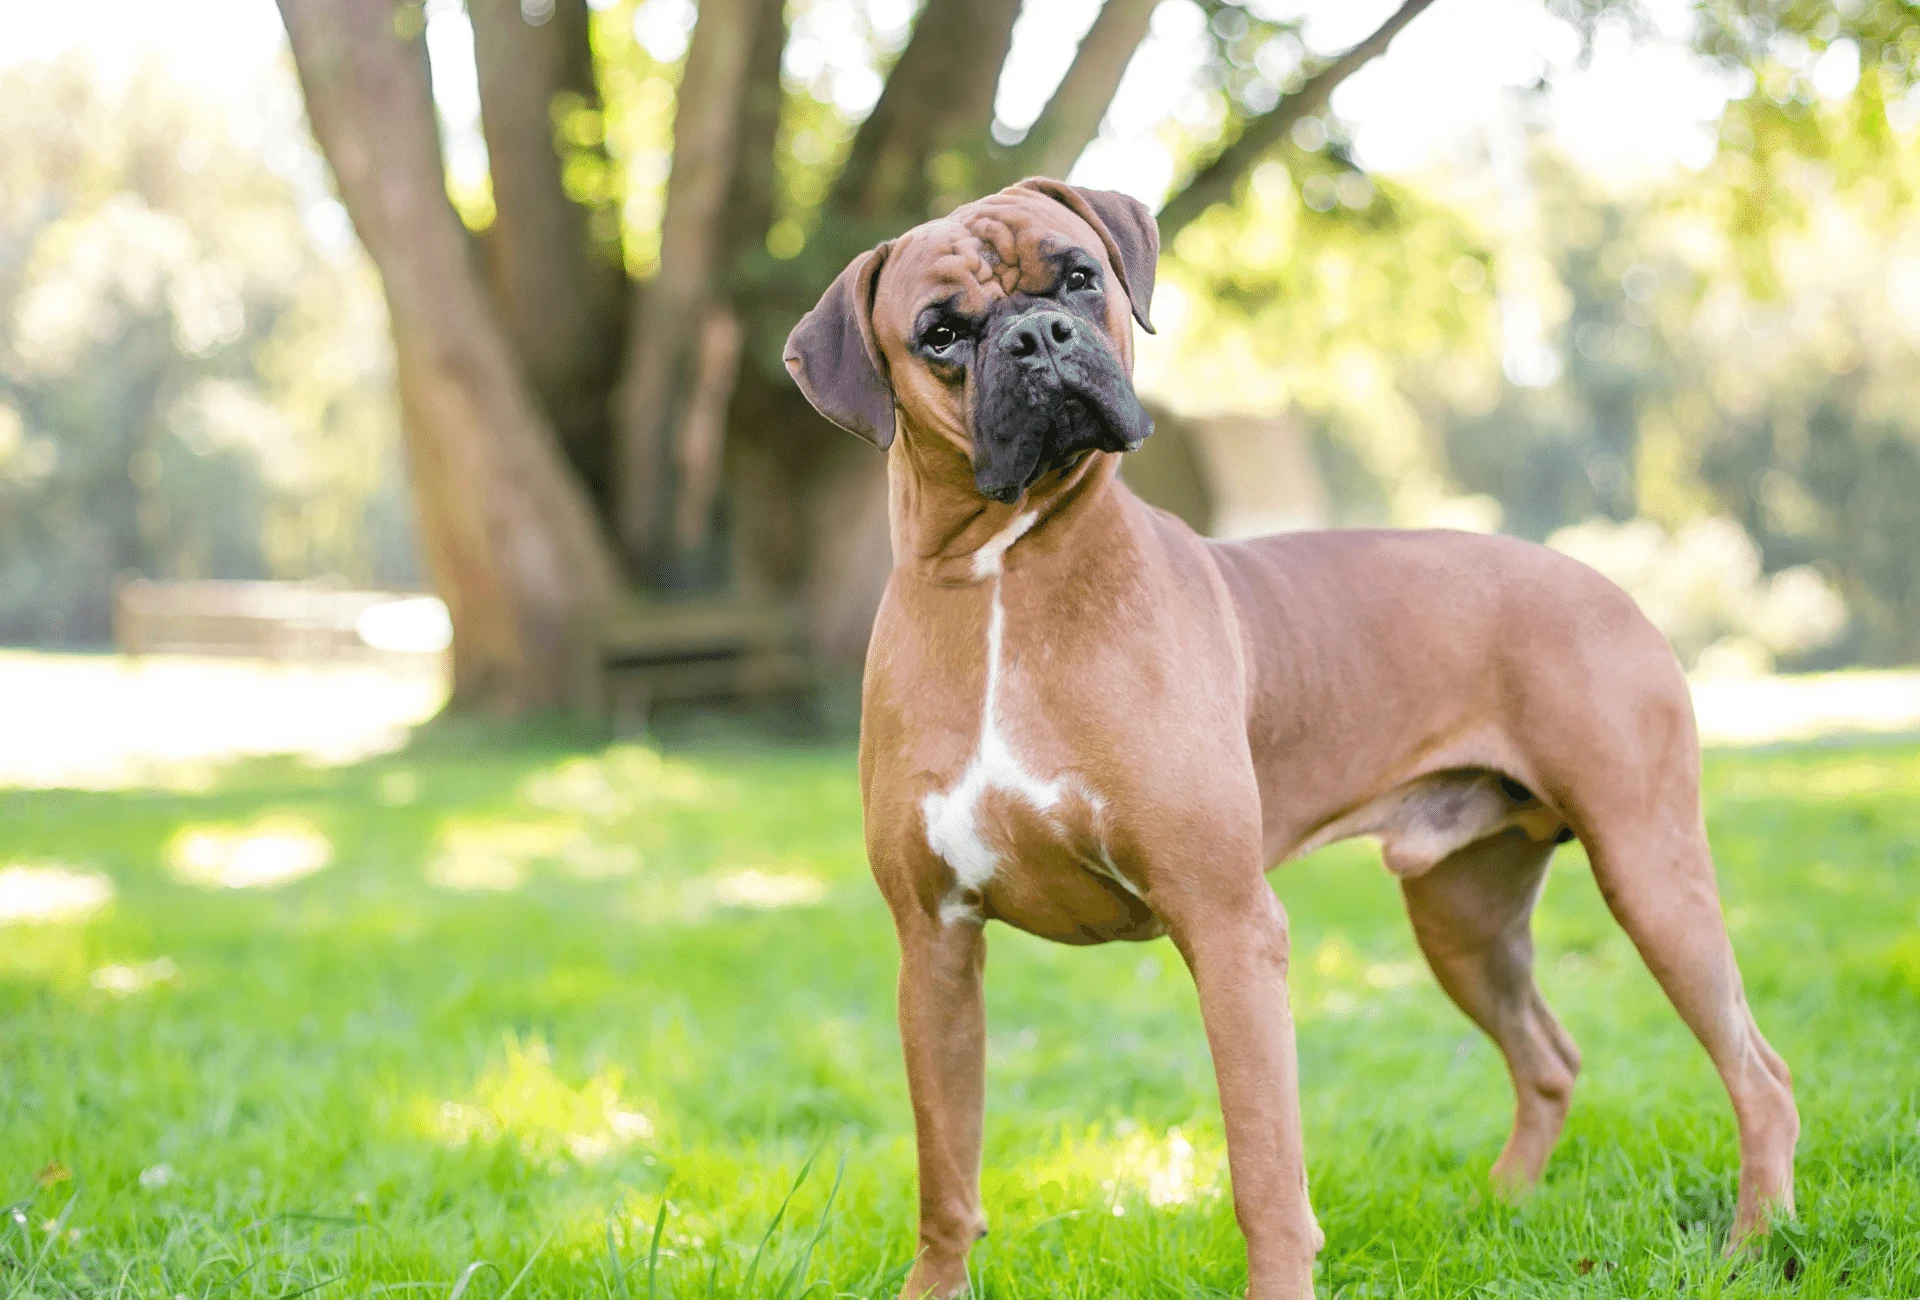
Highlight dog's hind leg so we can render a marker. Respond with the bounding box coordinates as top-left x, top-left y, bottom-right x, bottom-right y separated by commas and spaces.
1399, 831, 1582, 1195
1580, 810, 1798, 1246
